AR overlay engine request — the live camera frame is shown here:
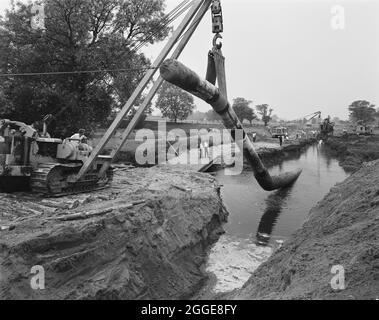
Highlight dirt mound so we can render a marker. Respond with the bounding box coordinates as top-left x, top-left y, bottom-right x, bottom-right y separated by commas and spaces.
0, 166, 227, 300
231, 159, 379, 300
